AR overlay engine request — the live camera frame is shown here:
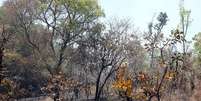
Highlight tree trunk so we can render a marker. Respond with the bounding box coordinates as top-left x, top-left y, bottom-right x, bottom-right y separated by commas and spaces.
95, 66, 106, 101
95, 69, 103, 101
157, 94, 160, 101
126, 96, 132, 101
